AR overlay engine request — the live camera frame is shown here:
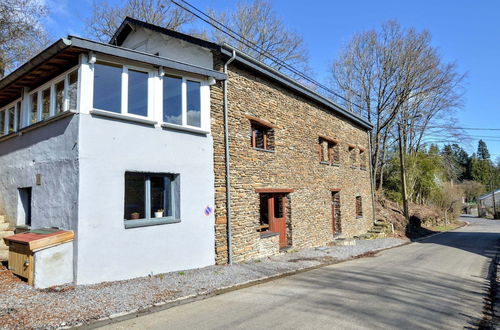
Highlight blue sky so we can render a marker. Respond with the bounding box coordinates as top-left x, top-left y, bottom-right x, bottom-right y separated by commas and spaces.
42, 0, 500, 158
